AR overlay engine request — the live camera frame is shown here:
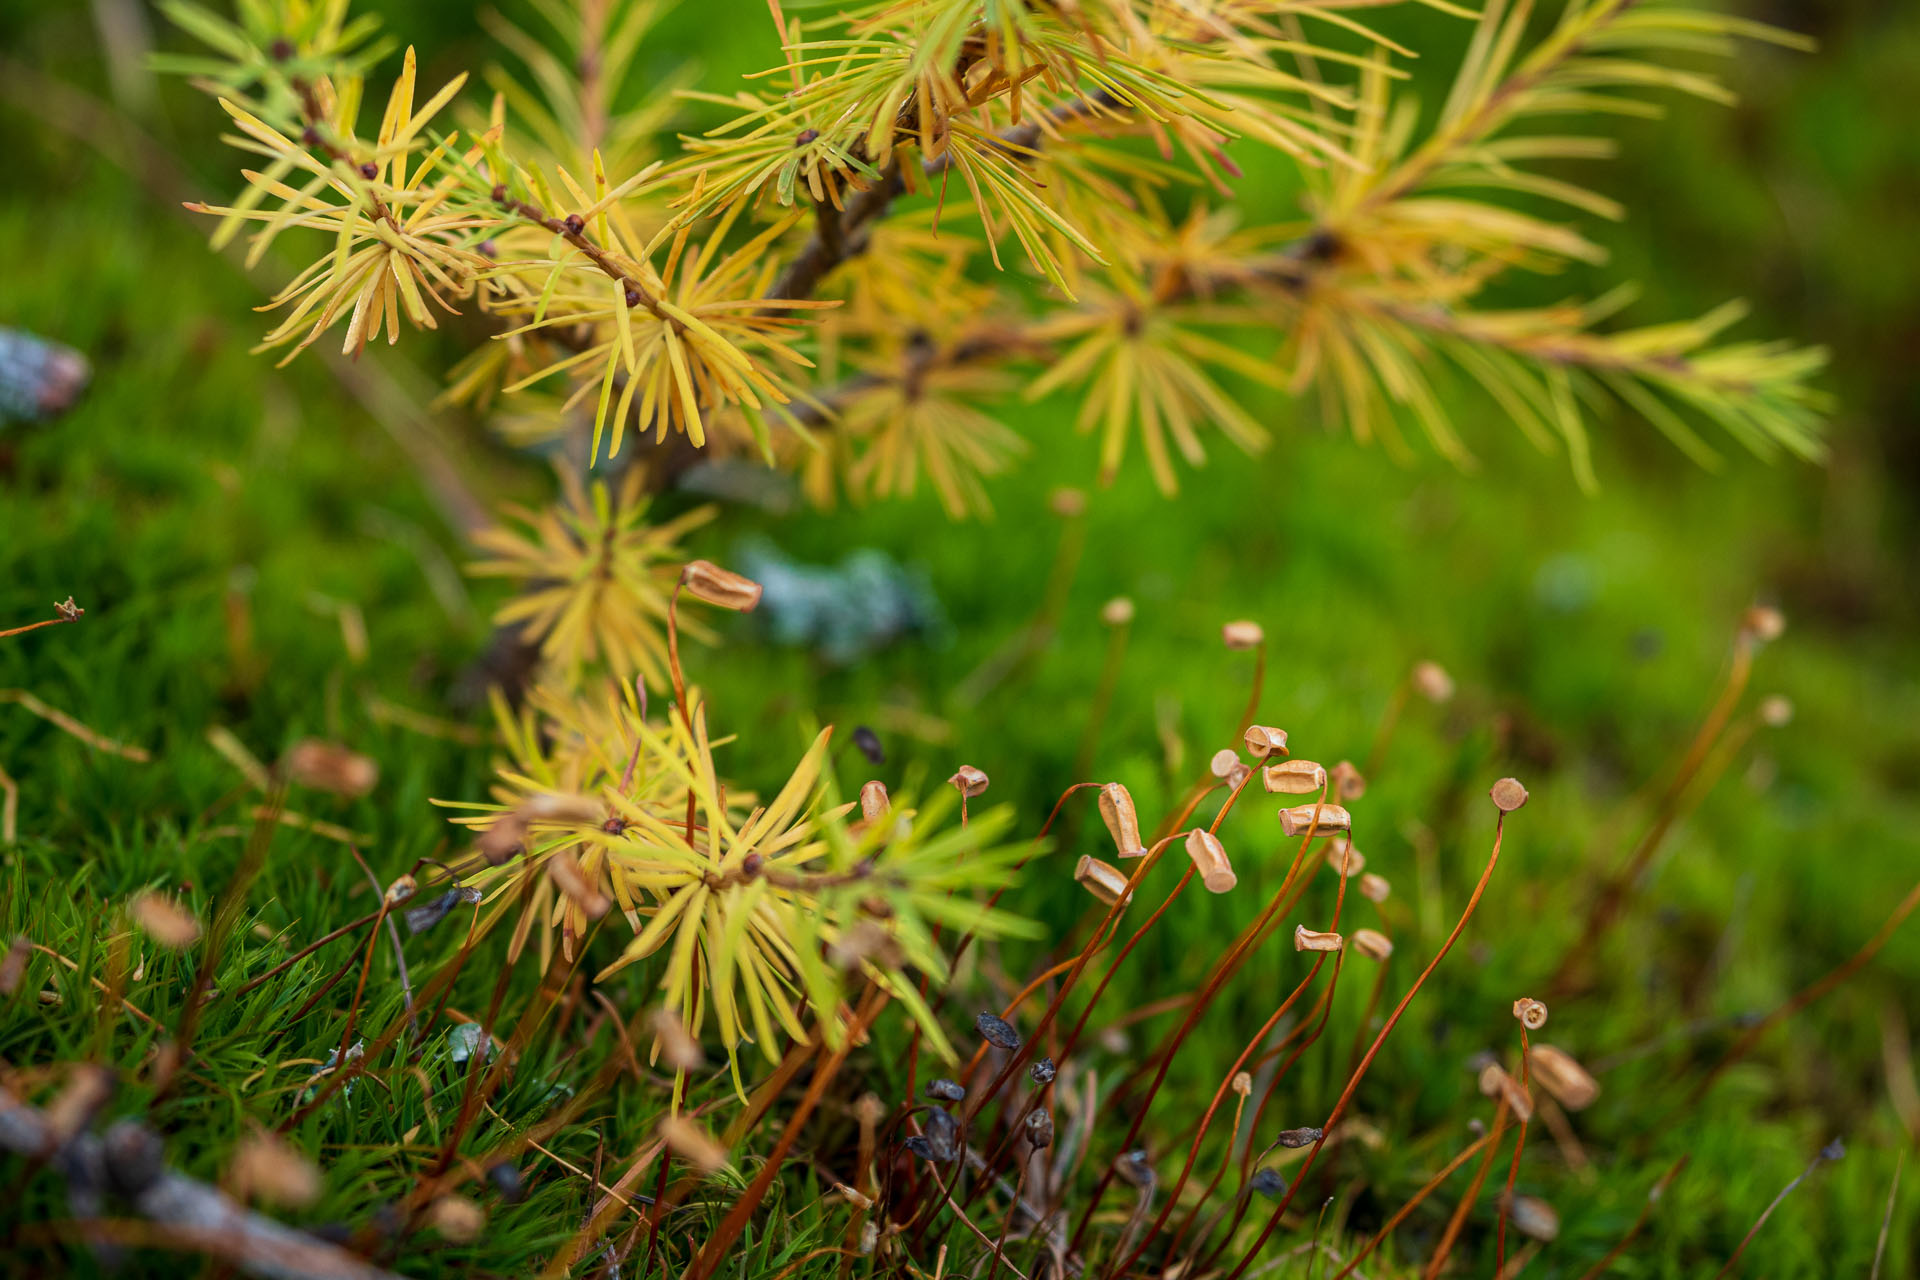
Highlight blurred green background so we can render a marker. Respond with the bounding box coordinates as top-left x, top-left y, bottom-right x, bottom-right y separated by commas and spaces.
2, 0, 1918, 1275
